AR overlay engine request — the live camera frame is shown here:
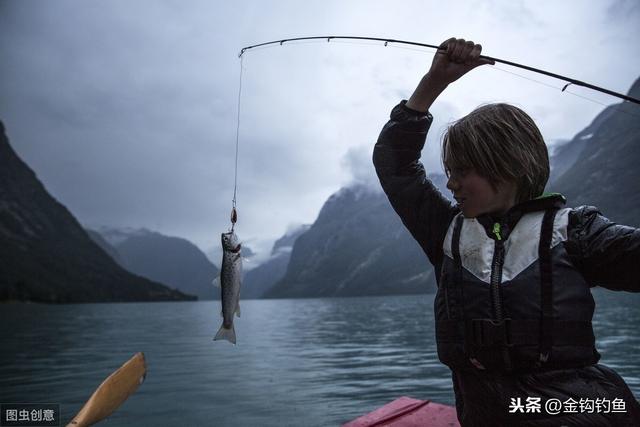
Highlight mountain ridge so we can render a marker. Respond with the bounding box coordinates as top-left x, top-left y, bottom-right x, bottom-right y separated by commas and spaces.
0, 120, 195, 303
